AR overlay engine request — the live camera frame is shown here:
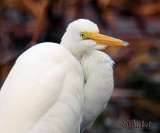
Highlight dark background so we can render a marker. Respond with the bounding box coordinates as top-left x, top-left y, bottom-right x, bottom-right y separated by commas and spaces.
0, 0, 160, 133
